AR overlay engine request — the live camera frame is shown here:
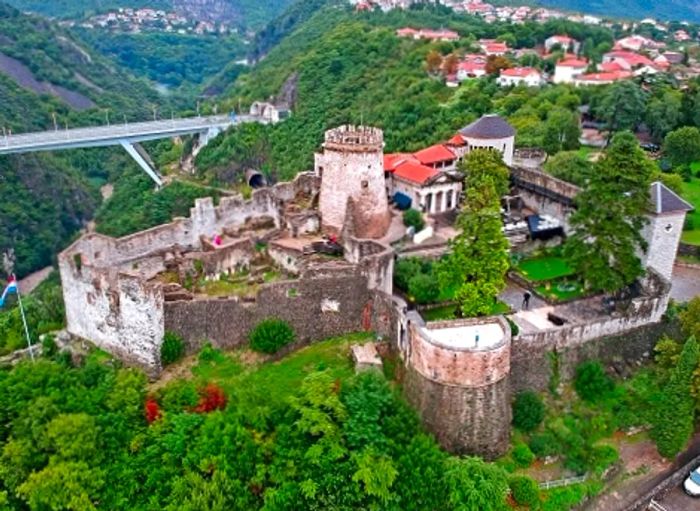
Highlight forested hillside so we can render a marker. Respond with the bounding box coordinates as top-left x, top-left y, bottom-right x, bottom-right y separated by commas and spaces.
75, 30, 246, 88
5, 0, 296, 29
195, 4, 612, 182
536, 0, 700, 23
